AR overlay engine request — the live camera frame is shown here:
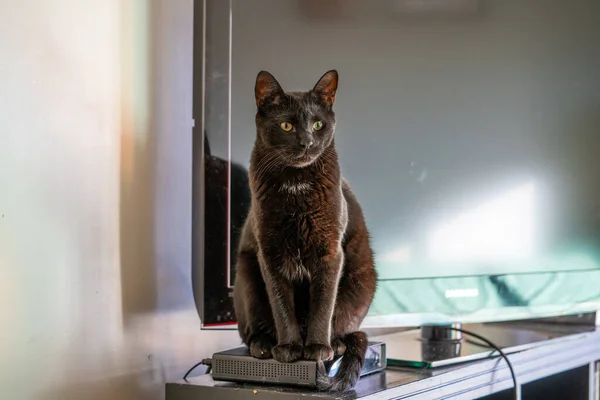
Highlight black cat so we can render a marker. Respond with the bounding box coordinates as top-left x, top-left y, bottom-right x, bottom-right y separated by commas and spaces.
233, 70, 377, 391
